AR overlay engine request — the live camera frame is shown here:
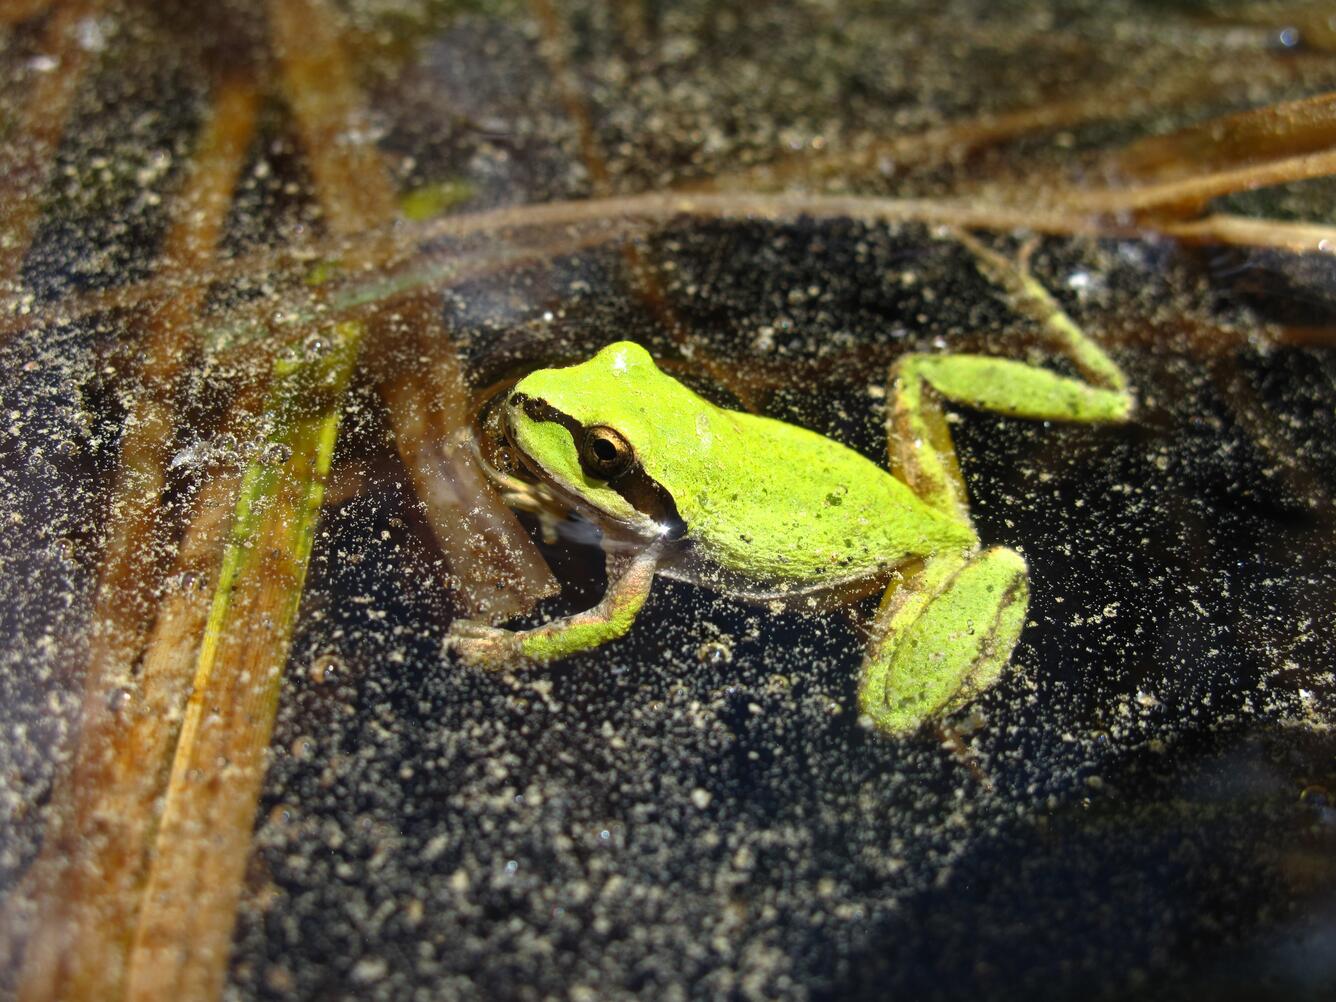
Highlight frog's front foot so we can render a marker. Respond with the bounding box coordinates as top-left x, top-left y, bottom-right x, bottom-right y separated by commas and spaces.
444, 620, 524, 668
